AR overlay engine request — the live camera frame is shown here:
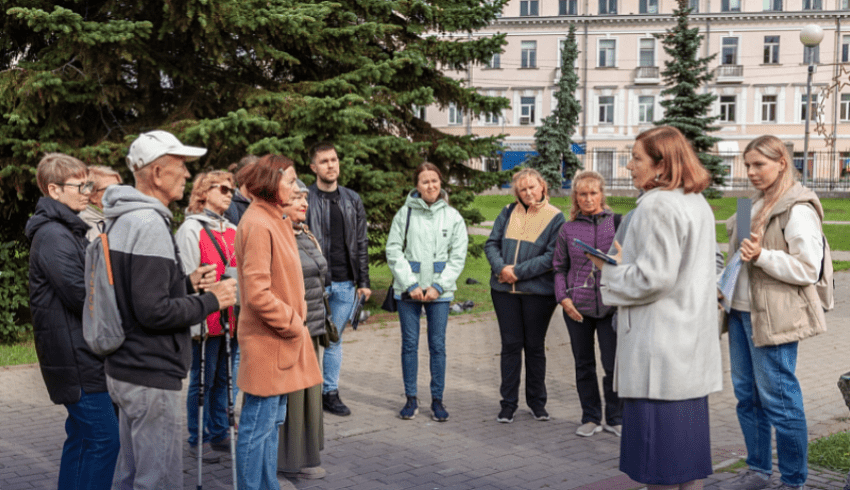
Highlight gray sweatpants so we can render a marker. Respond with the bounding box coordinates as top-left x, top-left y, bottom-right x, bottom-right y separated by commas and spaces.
107, 376, 182, 490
